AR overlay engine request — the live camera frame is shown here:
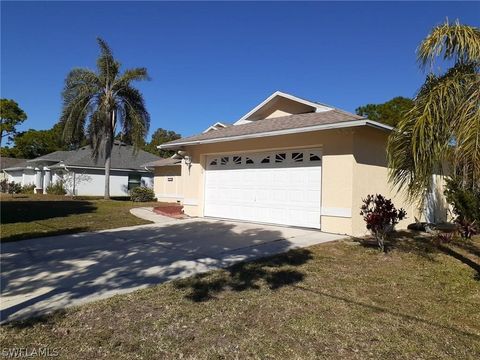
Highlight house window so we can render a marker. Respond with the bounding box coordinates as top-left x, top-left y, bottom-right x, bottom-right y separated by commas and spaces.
128, 174, 142, 190
310, 153, 321, 162
233, 156, 242, 165
245, 157, 254, 164
209, 159, 218, 166
292, 152, 303, 162
220, 157, 229, 165
261, 156, 270, 164
275, 153, 286, 163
